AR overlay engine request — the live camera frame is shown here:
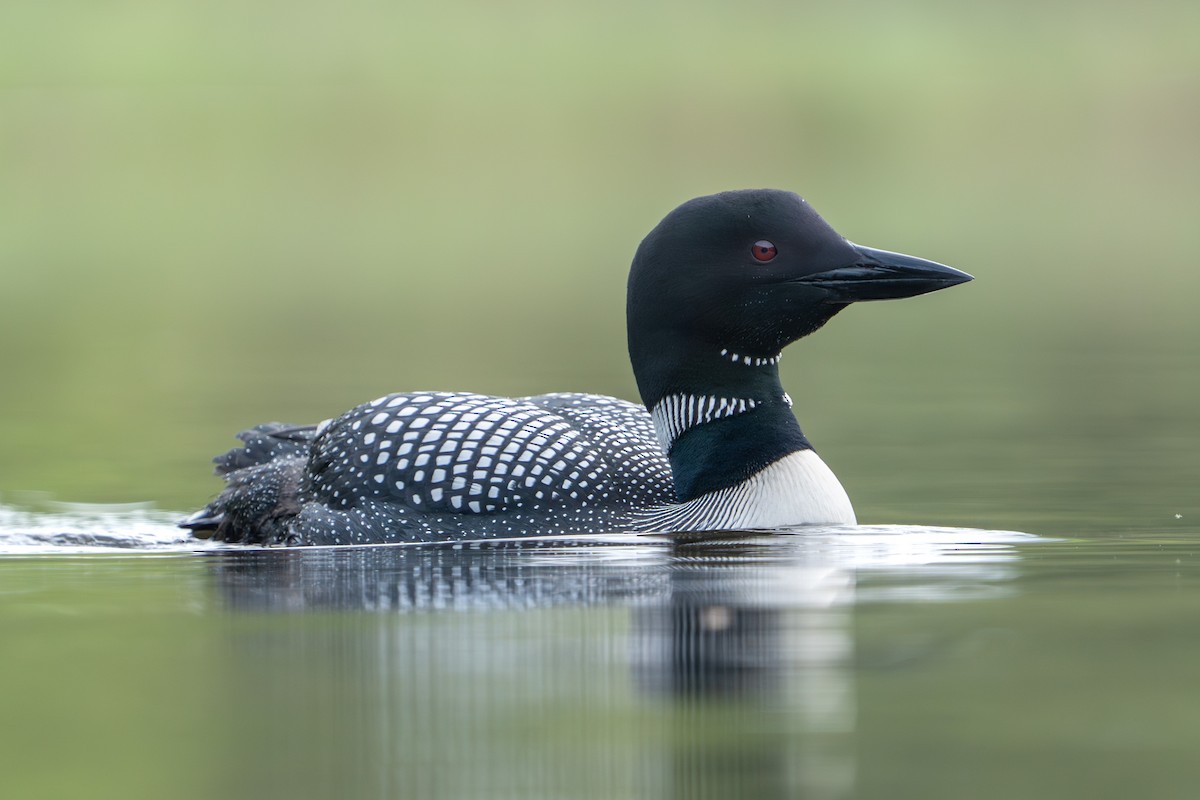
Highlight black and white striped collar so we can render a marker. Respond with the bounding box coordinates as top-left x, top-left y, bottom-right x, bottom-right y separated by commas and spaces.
649, 391, 792, 453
